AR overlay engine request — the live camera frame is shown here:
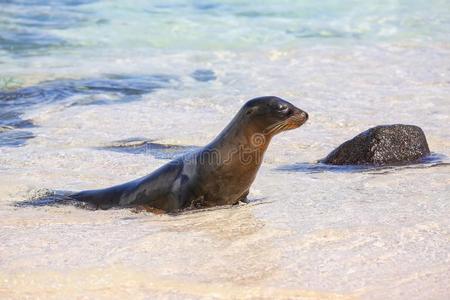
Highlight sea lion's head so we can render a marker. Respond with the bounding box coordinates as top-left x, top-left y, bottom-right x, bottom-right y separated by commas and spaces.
242, 96, 308, 136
